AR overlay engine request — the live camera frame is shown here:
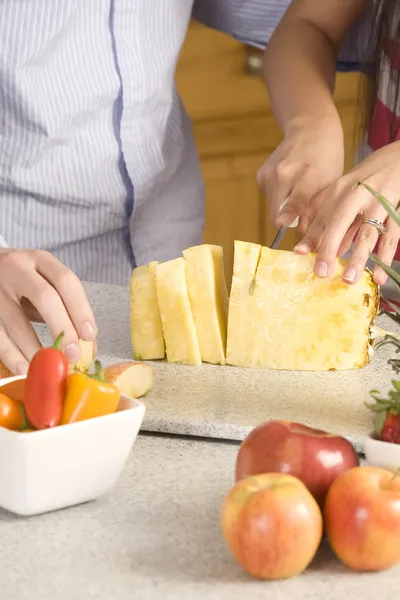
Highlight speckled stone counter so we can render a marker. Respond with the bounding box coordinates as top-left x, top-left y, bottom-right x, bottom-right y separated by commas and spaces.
1, 434, 398, 600
35, 282, 400, 452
